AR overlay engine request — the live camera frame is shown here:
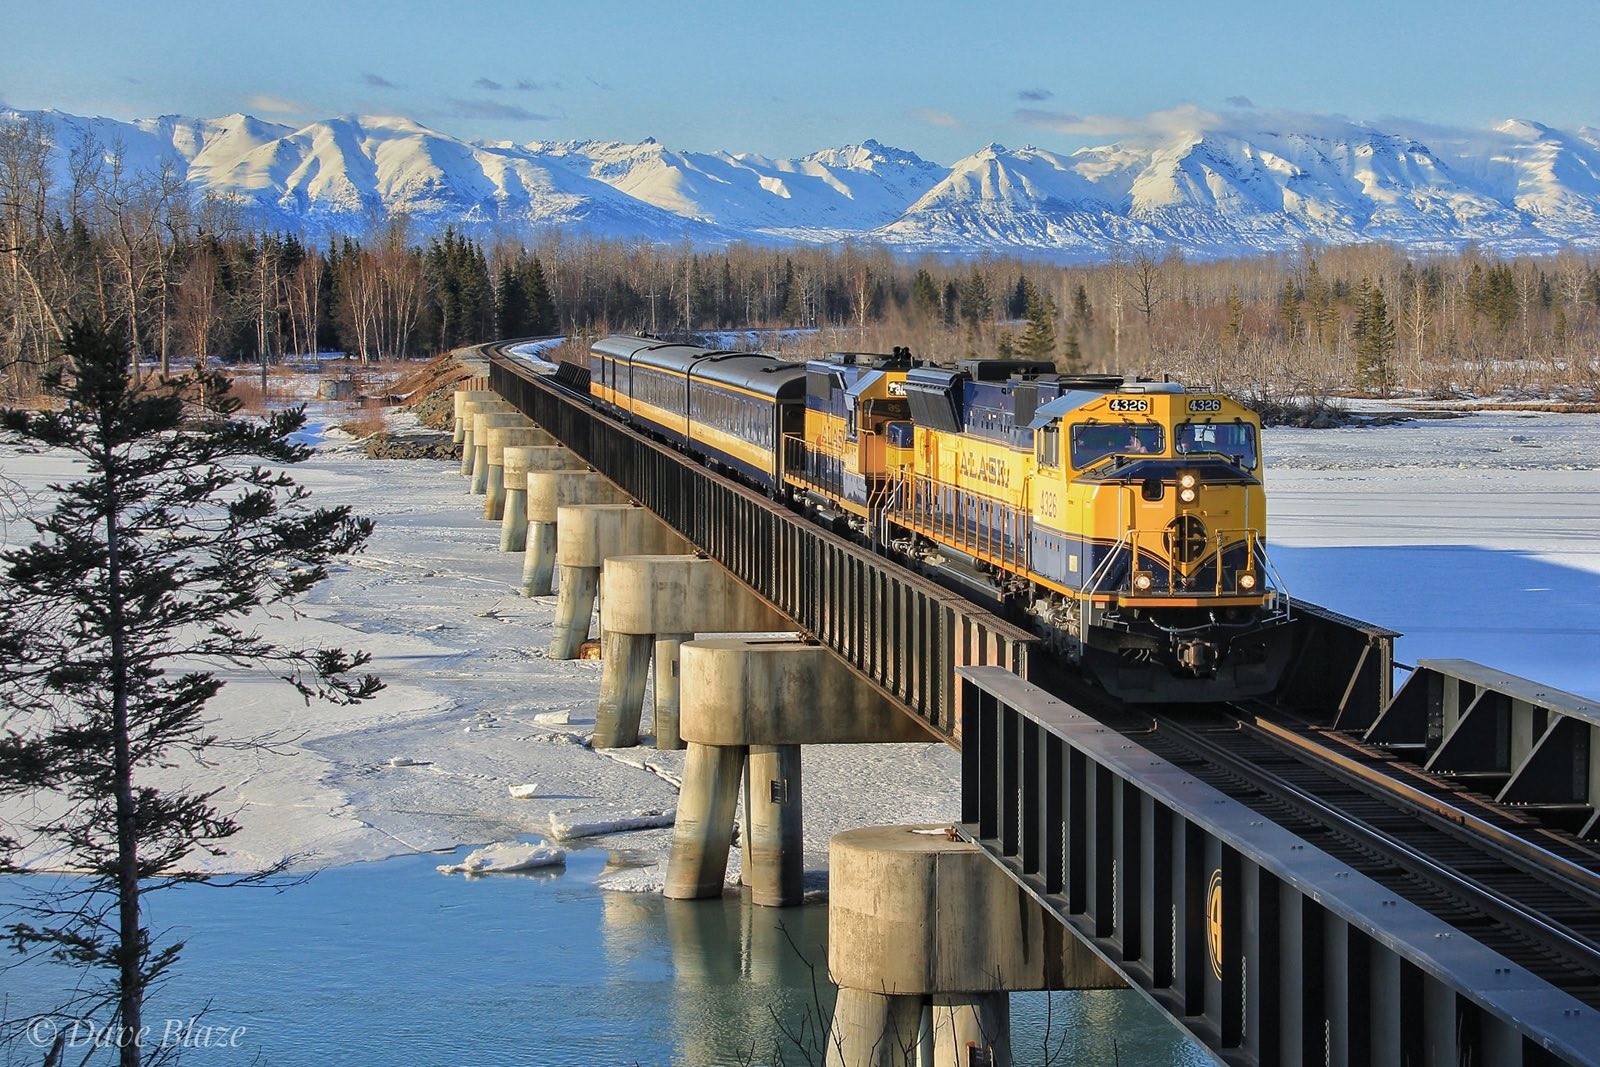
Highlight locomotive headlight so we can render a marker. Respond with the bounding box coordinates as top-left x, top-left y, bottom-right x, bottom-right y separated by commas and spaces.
1238, 572, 1258, 591
1179, 486, 1198, 504
1179, 473, 1197, 489
1132, 571, 1154, 593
